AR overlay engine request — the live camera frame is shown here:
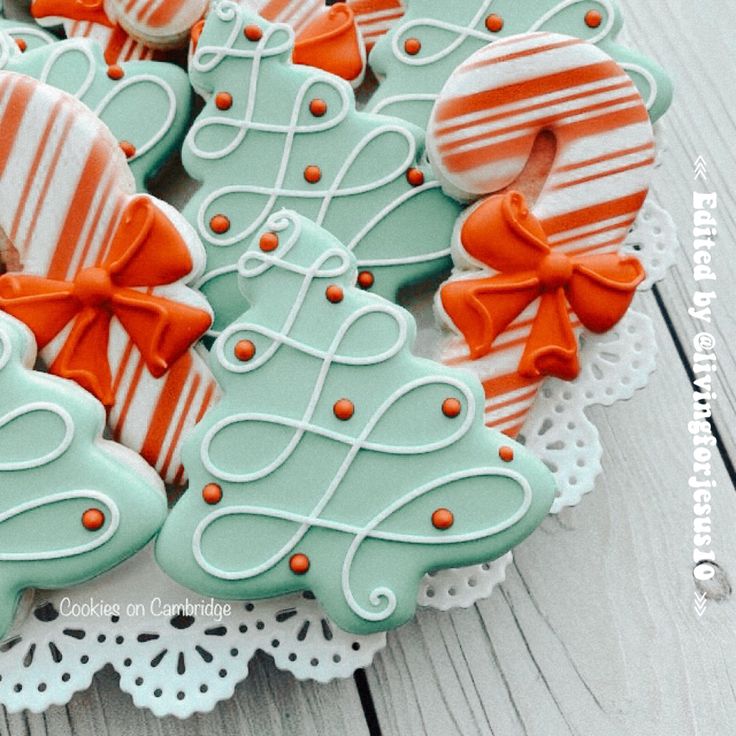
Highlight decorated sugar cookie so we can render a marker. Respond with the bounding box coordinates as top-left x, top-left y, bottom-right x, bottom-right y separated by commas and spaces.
428, 33, 653, 436
31, 0, 160, 62
0, 72, 218, 484
348, 0, 405, 51
240, 0, 326, 35
0, 1, 56, 57
105, 0, 208, 49
0, 311, 167, 641
1, 37, 191, 191
155, 211, 556, 635
193, 3, 368, 92
184, 1, 461, 335
368, 0, 673, 129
